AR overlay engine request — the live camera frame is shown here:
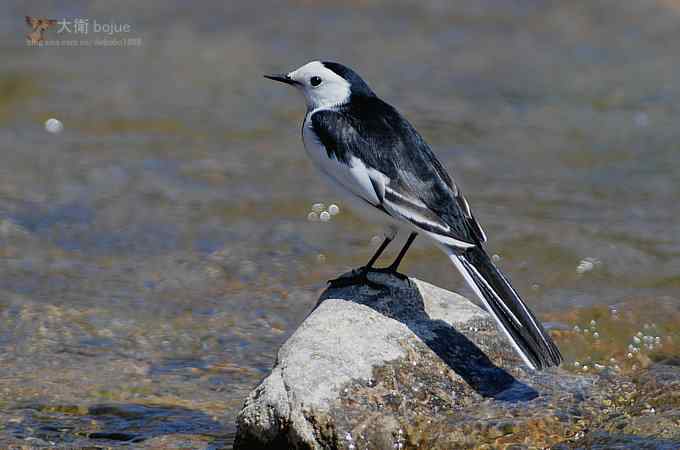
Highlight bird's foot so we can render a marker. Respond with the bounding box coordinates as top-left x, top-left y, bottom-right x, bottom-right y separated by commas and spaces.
327, 266, 409, 289
327, 268, 384, 290
366, 265, 409, 282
